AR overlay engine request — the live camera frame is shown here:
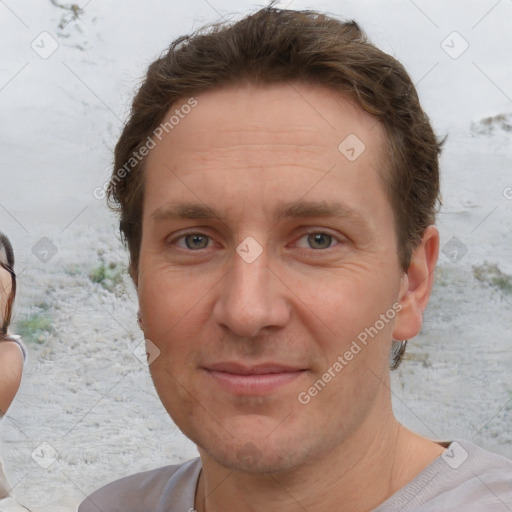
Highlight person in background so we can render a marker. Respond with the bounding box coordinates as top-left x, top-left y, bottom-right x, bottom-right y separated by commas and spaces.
0, 233, 28, 510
